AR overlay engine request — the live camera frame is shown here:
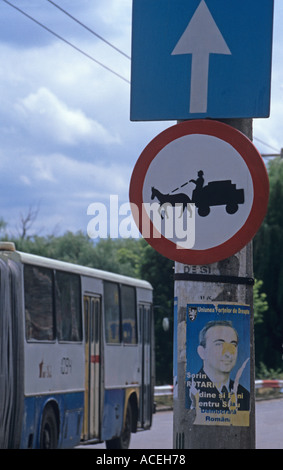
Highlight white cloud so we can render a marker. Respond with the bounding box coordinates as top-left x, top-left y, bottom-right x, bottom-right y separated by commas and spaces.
20, 175, 32, 186
31, 155, 57, 183
0, 0, 282, 238
15, 87, 121, 146
19, 152, 130, 200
